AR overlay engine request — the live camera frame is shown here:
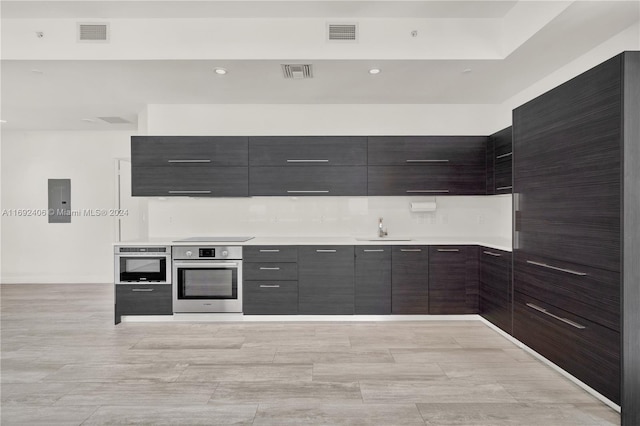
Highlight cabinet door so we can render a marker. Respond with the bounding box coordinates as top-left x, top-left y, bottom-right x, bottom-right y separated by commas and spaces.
355, 246, 391, 314
513, 292, 620, 404
368, 136, 486, 166
479, 248, 512, 334
115, 284, 172, 324
249, 136, 367, 166
132, 166, 248, 197
243, 281, 298, 315
428, 246, 478, 314
250, 166, 367, 196
368, 166, 485, 196
486, 135, 495, 195
132, 136, 248, 166
391, 246, 429, 314
491, 127, 513, 194
513, 55, 621, 272
298, 246, 355, 314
